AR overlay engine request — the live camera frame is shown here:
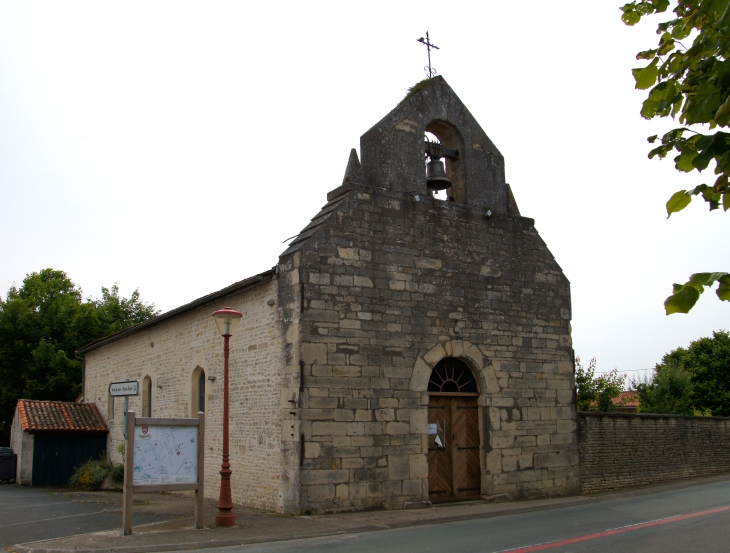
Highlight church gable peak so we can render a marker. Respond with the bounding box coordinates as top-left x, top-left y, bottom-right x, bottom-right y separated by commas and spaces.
359, 76, 510, 212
